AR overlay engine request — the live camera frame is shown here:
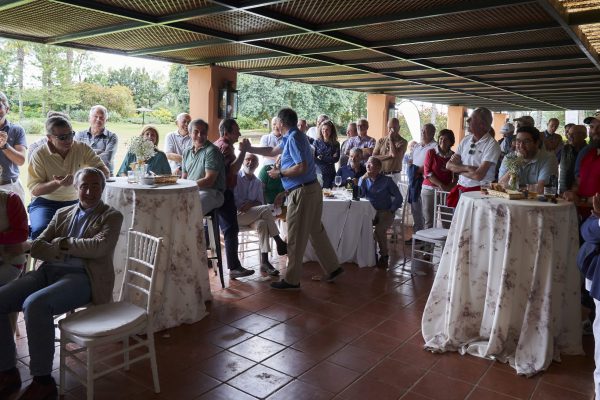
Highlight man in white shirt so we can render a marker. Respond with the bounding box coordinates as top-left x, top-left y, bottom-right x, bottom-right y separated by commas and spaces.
234, 154, 287, 276
260, 117, 284, 166
446, 107, 501, 207
408, 123, 437, 237
164, 113, 192, 176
